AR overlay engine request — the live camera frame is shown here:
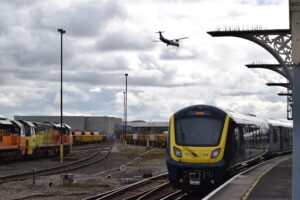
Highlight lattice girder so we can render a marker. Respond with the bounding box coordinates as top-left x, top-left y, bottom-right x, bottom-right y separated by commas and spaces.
208, 29, 293, 84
